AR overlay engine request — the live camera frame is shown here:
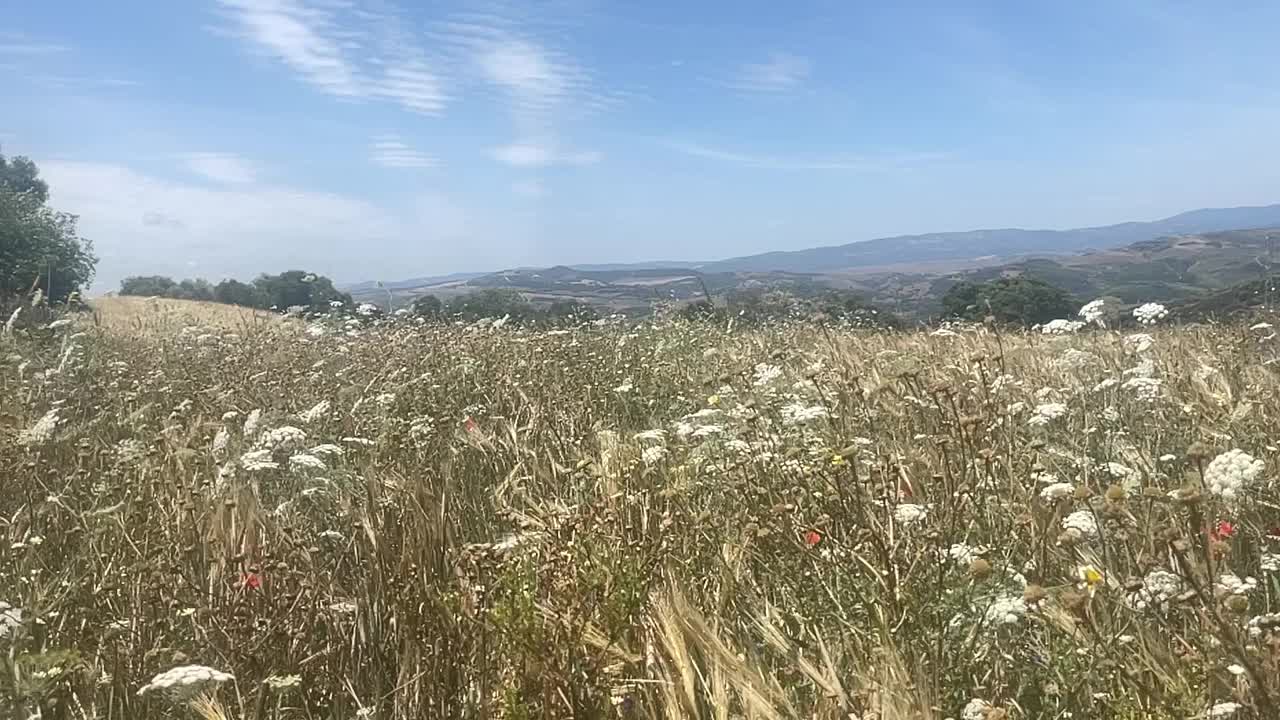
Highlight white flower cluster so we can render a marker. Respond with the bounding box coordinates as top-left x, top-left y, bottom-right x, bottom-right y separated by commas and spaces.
1125, 333, 1155, 353
1261, 553, 1280, 573
310, 443, 344, 457
893, 503, 929, 526
983, 595, 1027, 625
356, 303, 379, 316
962, 698, 994, 720
1132, 302, 1169, 325
1122, 376, 1162, 402
1209, 702, 1243, 718
753, 363, 783, 387
297, 400, 331, 424
944, 543, 983, 566
1039, 482, 1075, 502
641, 446, 668, 465
1039, 319, 1084, 334
288, 453, 327, 472
1204, 449, 1264, 501
1058, 349, 1097, 370
1126, 569, 1181, 611
1079, 298, 1106, 324
258, 426, 308, 452
1062, 510, 1099, 538
780, 402, 828, 425
137, 664, 234, 700
1028, 402, 1067, 427
19, 408, 60, 446
1216, 573, 1258, 596
0, 601, 22, 637
240, 448, 280, 472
